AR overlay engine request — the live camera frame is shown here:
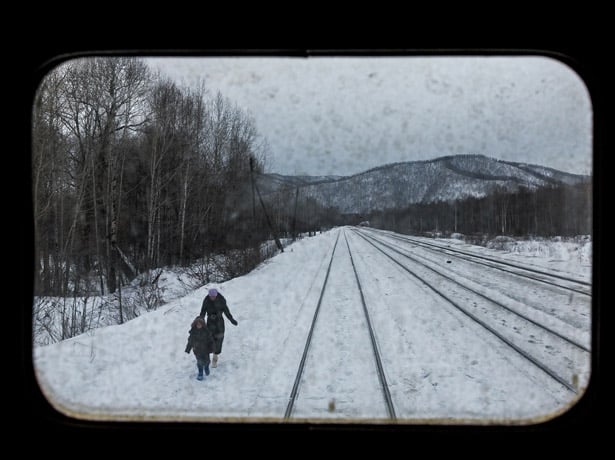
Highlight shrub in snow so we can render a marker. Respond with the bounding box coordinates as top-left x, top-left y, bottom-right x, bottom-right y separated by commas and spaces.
486, 236, 517, 250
